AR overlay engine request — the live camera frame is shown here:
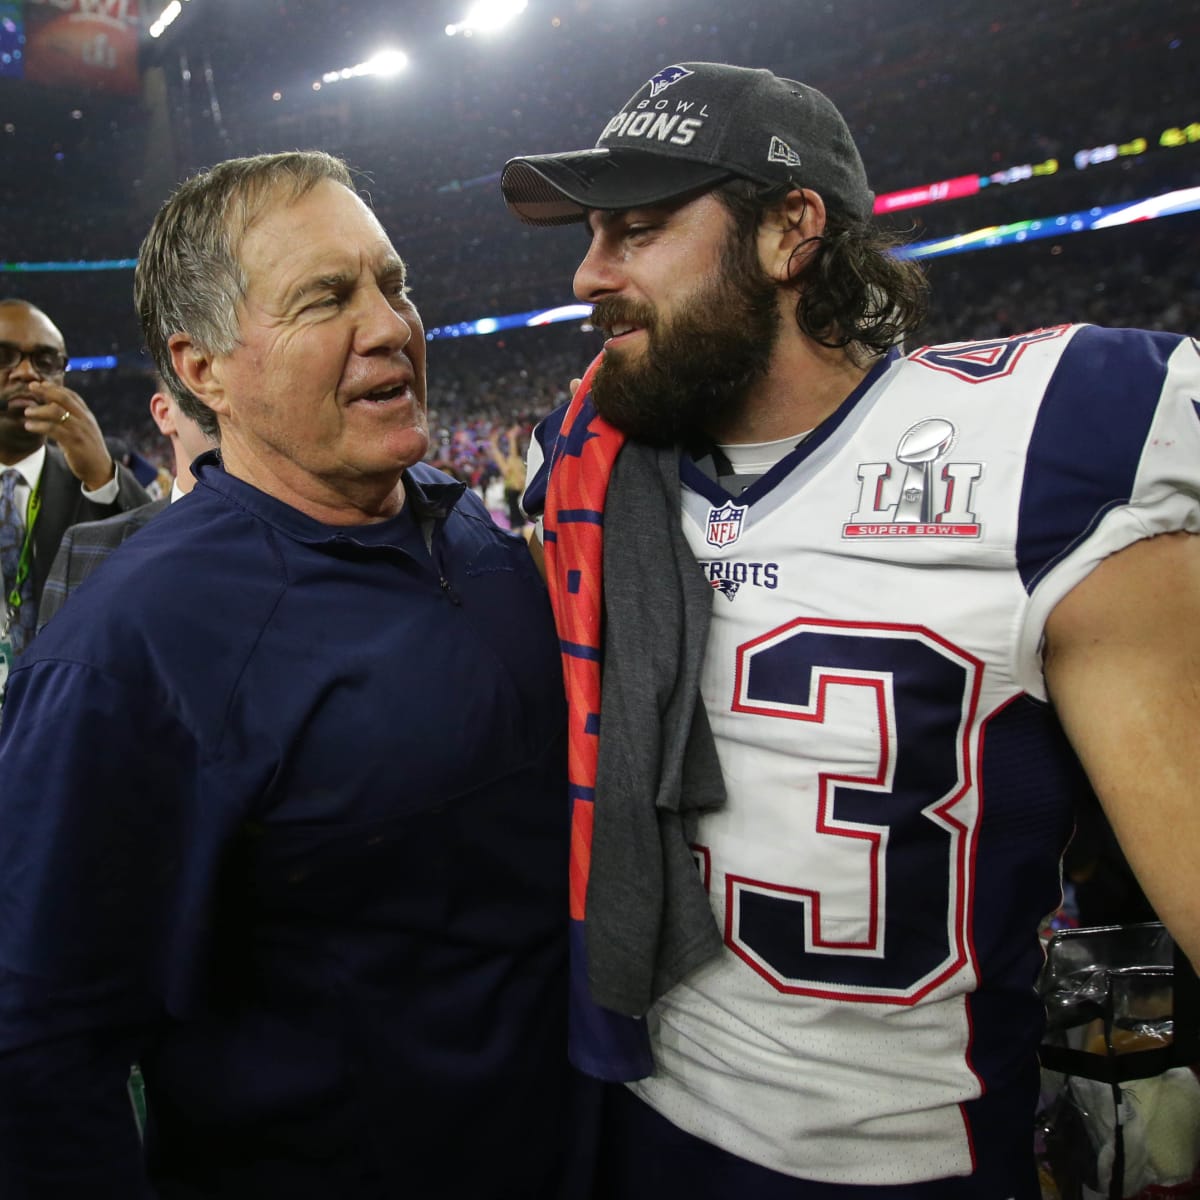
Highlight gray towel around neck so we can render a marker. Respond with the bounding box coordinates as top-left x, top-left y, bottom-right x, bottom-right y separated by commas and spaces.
586, 439, 726, 1018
